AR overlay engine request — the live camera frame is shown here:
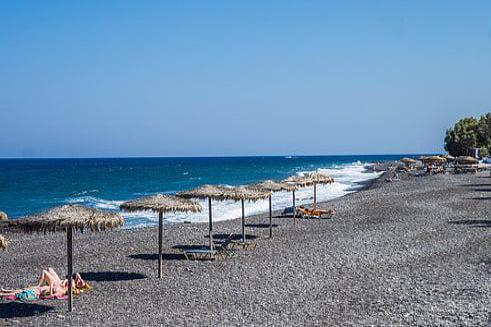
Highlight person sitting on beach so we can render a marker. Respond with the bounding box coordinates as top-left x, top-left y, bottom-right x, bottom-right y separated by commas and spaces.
0, 268, 90, 301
